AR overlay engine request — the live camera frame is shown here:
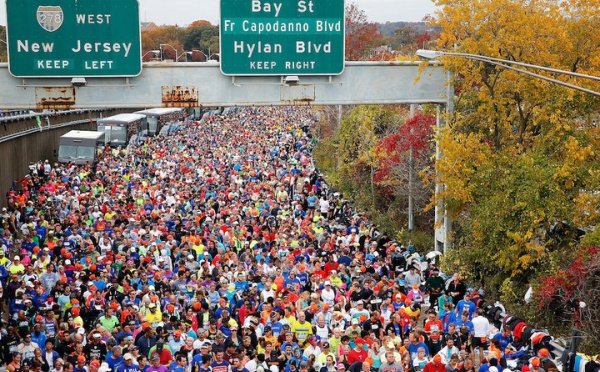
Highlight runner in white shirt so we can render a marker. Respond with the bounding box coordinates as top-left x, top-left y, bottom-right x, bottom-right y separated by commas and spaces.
471, 308, 491, 362
319, 197, 330, 215
314, 315, 330, 340
321, 281, 336, 306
